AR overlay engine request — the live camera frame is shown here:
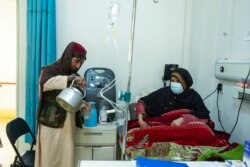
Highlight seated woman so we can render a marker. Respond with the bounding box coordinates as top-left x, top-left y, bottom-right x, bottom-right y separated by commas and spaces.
126, 68, 229, 156
136, 67, 209, 128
